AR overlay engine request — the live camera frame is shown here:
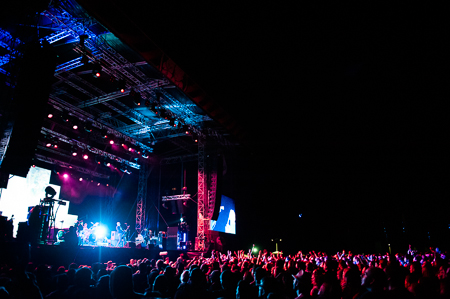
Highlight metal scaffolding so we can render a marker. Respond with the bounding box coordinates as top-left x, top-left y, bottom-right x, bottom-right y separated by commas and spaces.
196, 137, 207, 251
135, 162, 147, 234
